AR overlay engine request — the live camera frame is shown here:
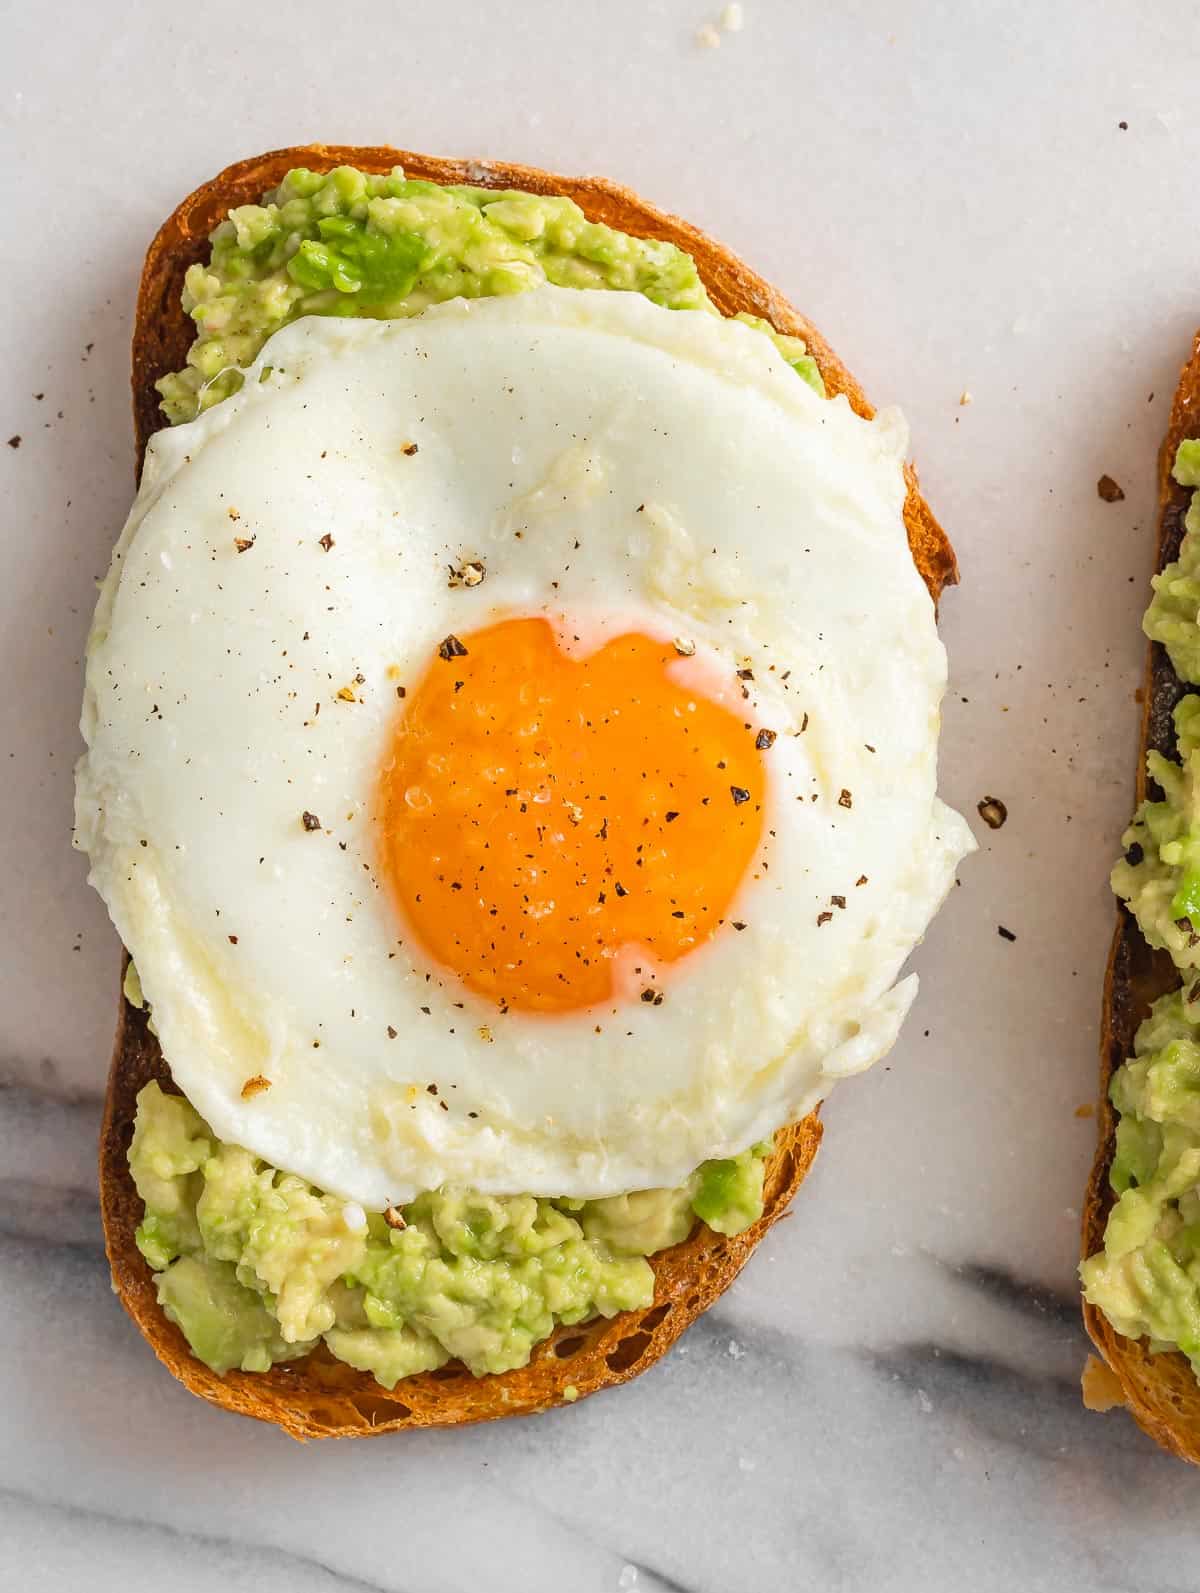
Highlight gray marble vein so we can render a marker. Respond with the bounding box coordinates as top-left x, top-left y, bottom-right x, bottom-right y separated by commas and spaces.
0, 1176, 103, 1251
944, 1258, 1082, 1328
0, 1486, 396, 1593
623, 1566, 697, 1593
0, 1060, 106, 1109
